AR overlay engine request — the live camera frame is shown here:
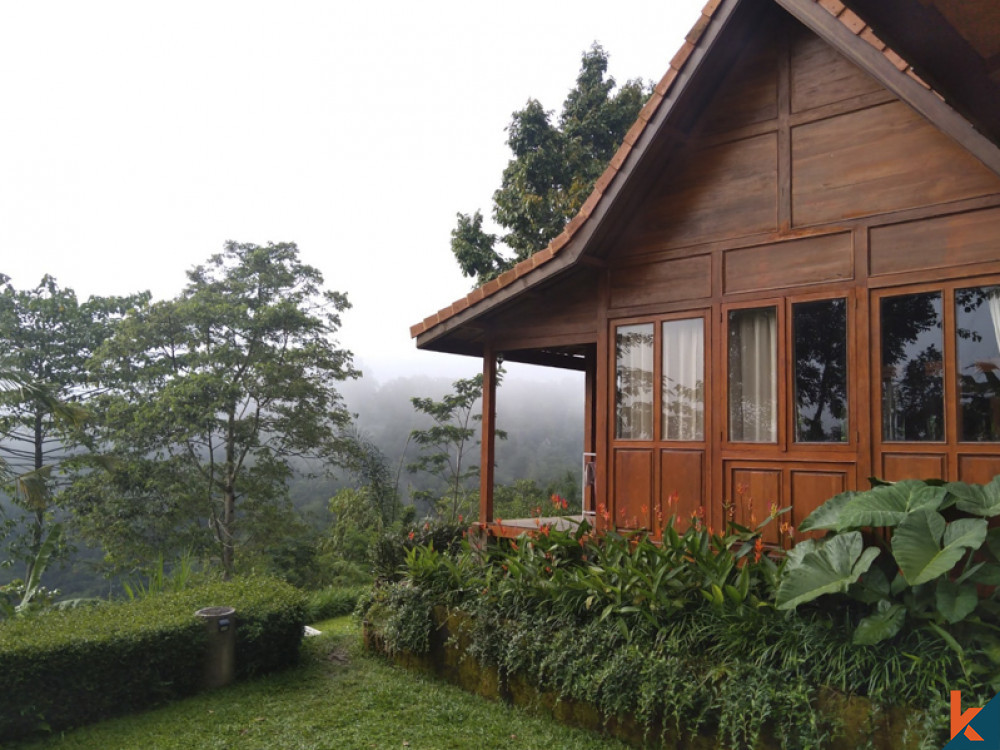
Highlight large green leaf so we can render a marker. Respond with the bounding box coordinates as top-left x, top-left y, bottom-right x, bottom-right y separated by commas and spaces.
935, 579, 979, 624
837, 481, 948, 529
853, 601, 906, 645
798, 491, 855, 532
776, 532, 880, 610
892, 511, 987, 586
798, 482, 948, 533
946, 476, 1000, 518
